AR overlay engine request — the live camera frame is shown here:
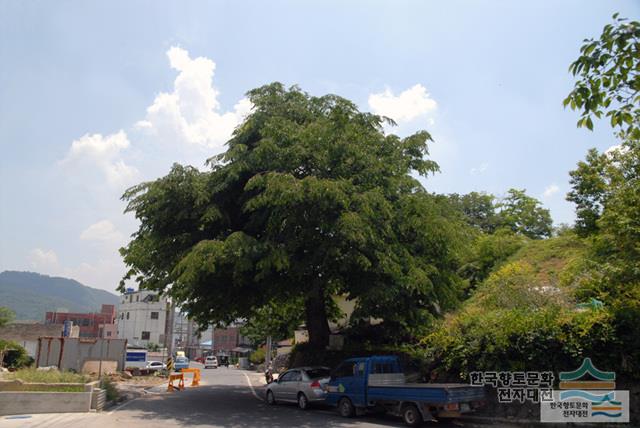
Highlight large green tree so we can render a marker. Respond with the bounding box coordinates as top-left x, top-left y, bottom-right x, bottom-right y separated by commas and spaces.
121, 83, 467, 348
